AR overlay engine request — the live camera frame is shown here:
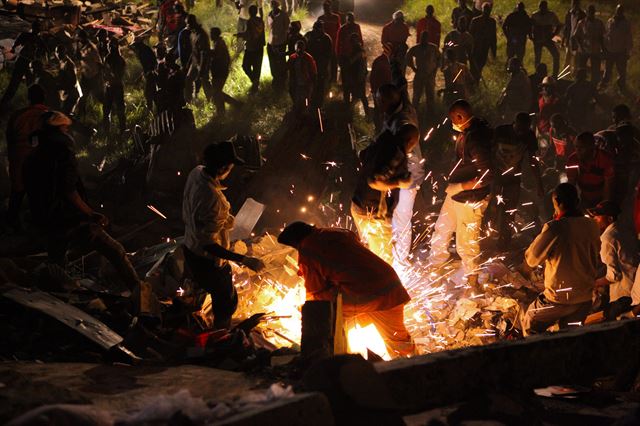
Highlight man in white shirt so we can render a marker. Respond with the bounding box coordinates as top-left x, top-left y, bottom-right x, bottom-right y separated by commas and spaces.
267, 0, 290, 90
590, 200, 638, 317
182, 141, 265, 328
